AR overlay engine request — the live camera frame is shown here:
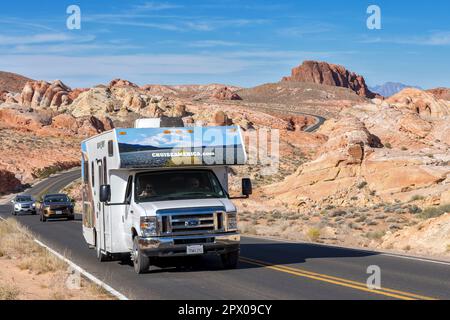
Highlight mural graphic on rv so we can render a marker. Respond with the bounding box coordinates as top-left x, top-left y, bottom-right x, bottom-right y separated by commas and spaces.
117, 126, 246, 168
